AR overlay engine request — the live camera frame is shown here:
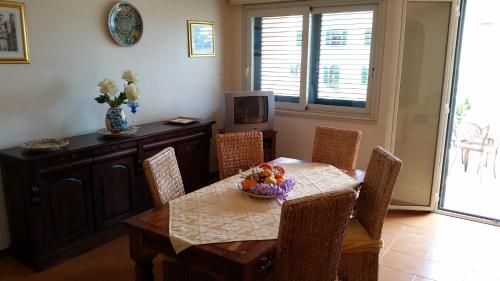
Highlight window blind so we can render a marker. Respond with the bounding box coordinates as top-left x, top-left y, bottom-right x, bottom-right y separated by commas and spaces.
314, 11, 374, 106
254, 15, 303, 102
